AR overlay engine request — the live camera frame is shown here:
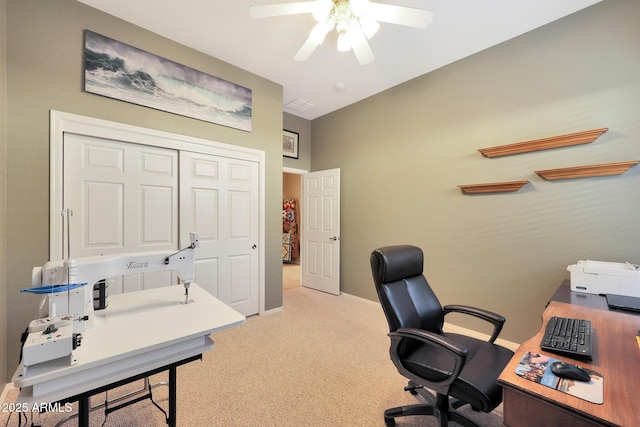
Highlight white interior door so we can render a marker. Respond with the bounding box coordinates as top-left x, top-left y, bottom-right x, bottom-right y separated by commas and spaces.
63, 134, 178, 293
180, 151, 259, 316
301, 168, 340, 295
